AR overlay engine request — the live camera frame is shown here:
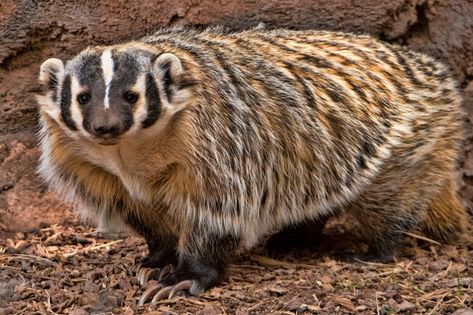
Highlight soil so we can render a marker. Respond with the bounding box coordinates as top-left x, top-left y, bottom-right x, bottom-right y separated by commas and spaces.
1, 221, 472, 314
